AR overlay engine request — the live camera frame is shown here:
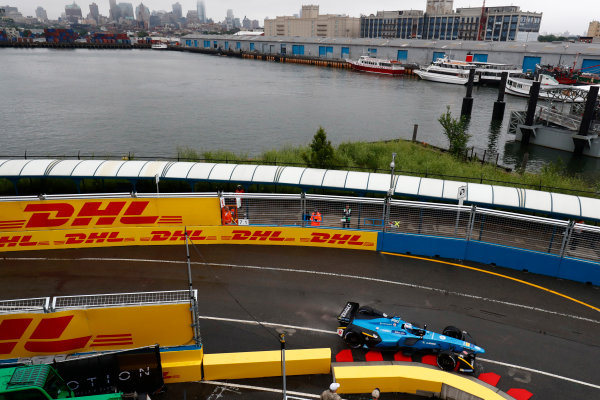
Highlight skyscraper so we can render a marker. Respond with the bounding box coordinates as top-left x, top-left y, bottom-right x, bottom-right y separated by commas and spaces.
172, 2, 182, 19
197, 0, 206, 23
109, 0, 120, 21
89, 2, 99, 22
65, 2, 83, 23
35, 6, 48, 21
136, 2, 150, 28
